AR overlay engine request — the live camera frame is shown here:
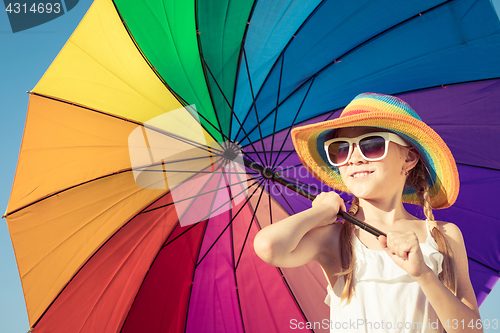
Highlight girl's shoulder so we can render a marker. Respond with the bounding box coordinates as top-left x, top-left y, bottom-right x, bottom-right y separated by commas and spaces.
432, 221, 468, 267
435, 220, 464, 243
